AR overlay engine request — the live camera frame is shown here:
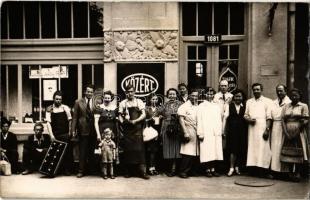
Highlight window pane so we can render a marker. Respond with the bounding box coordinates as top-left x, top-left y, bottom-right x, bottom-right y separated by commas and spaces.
73, 2, 88, 38
182, 3, 196, 36
230, 45, 239, 59
198, 3, 212, 35
214, 3, 228, 35
22, 65, 39, 122
82, 64, 92, 89
89, 3, 103, 37
57, 2, 71, 38
94, 64, 104, 89
1, 3, 8, 39
25, 2, 39, 39
61, 65, 78, 108
219, 45, 228, 59
41, 2, 55, 38
198, 46, 207, 60
230, 3, 244, 35
1, 66, 7, 117
187, 46, 196, 59
9, 2, 23, 39
188, 61, 207, 89
8, 66, 18, 121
